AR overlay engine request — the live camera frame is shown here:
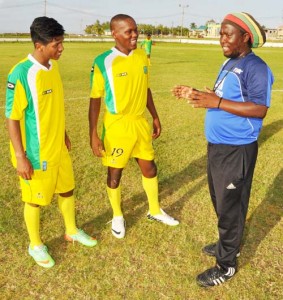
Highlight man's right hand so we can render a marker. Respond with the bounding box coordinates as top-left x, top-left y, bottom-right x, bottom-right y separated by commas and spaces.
16, 155, 34, 180
91, 136, 105, 157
